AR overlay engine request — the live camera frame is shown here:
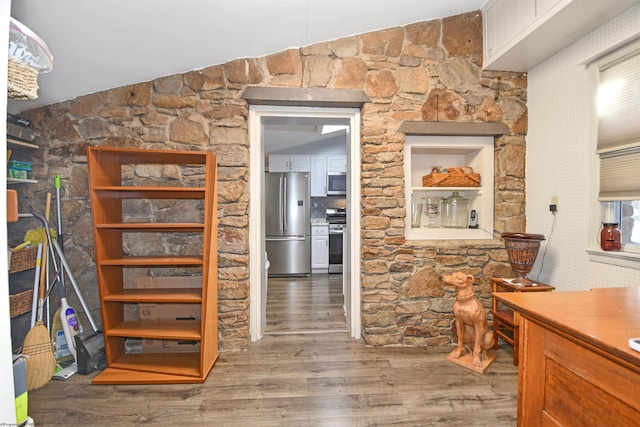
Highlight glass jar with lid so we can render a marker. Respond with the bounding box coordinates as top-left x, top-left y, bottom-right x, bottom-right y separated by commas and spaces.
441, 191, 468, 228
